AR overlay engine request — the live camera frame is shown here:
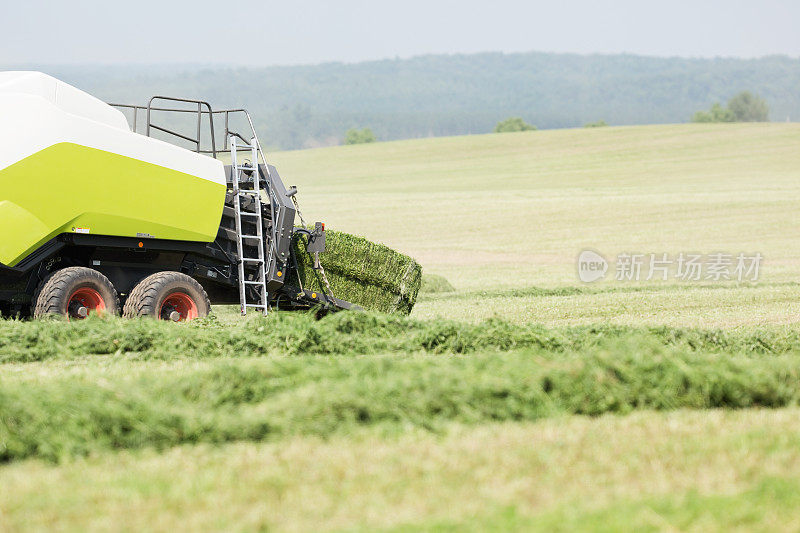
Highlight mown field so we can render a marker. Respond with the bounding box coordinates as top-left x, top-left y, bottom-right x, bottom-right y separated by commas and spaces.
2, 123, 800, 532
